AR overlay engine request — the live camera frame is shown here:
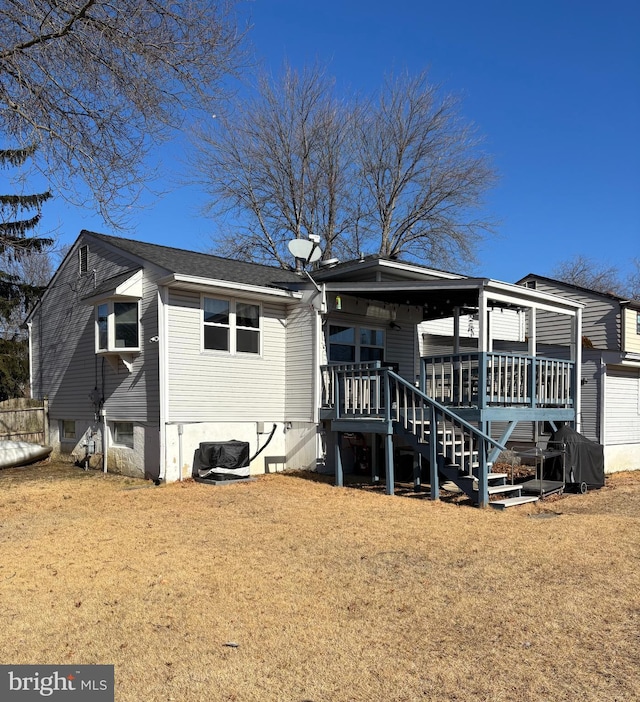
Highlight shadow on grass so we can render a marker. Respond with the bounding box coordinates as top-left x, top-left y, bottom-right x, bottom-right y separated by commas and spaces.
282, 469, 473, 505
